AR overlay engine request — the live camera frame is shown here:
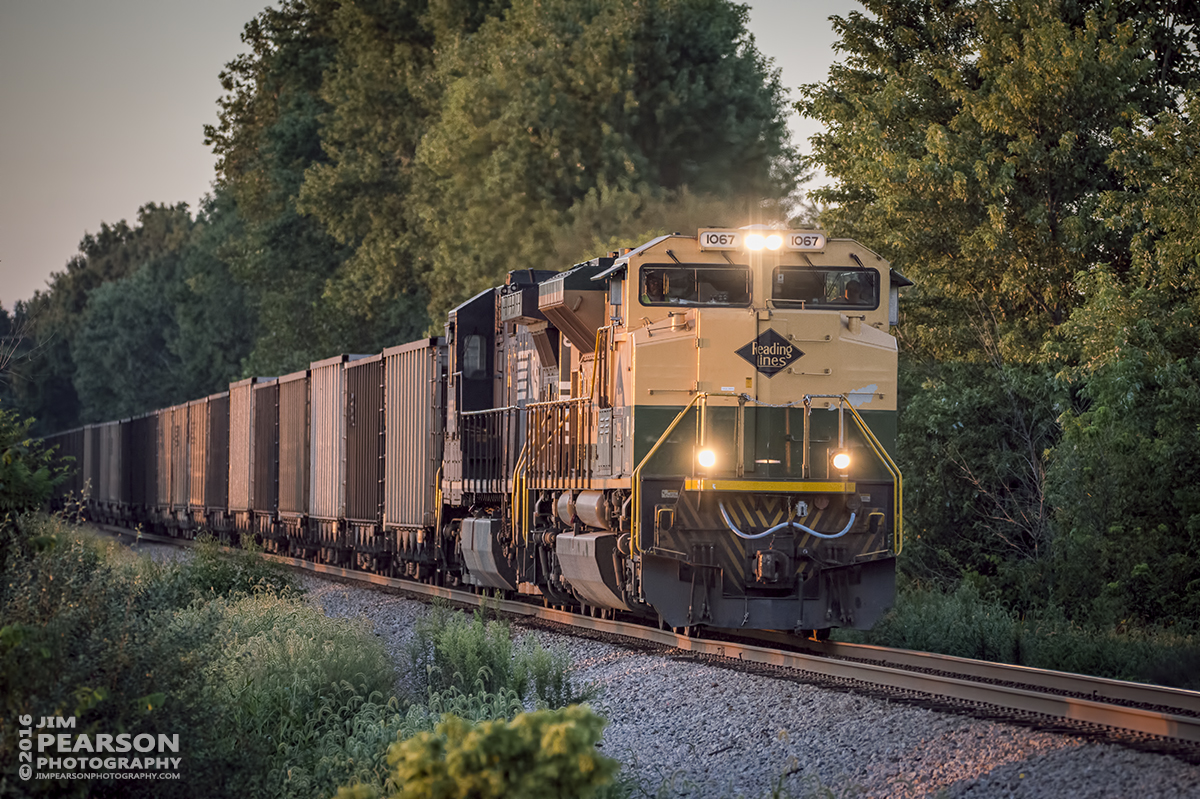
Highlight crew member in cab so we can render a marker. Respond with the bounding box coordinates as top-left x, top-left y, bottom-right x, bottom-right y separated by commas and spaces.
642, 270, 665, 303
844, 279, 865, 305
